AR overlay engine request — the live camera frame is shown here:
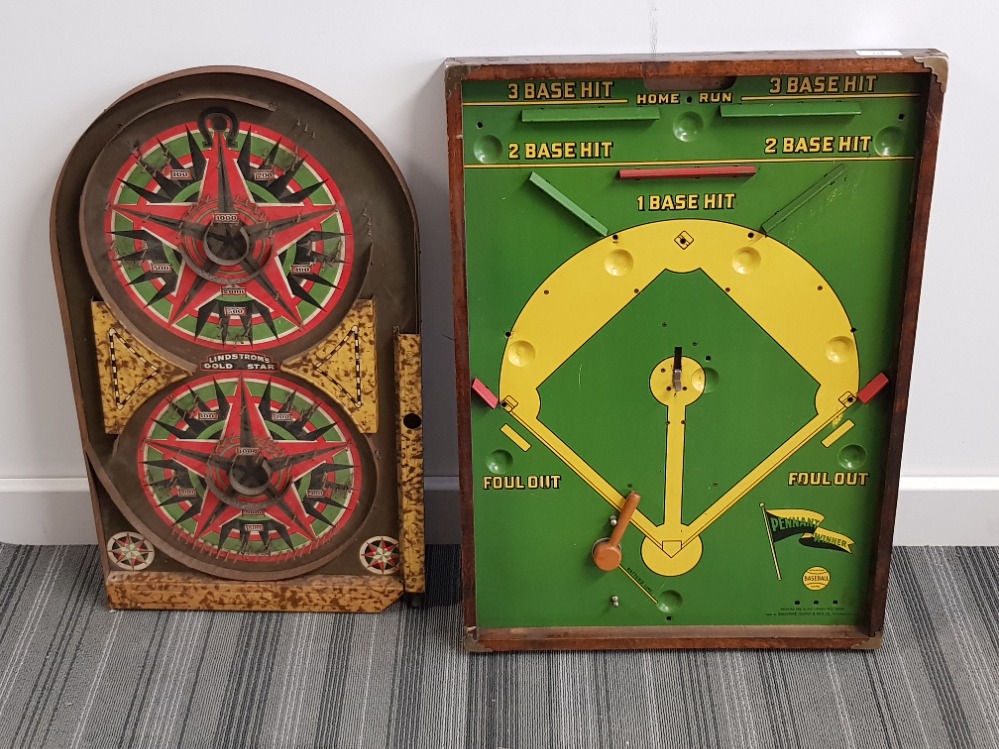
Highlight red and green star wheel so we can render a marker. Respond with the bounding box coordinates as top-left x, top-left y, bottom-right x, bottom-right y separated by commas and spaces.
111, 372, 375, 580
79, 80, 374, 364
